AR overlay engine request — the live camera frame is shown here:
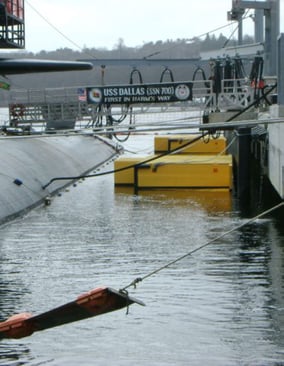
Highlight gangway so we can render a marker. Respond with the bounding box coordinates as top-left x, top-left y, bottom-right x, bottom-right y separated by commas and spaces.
7, 78, 254, 131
